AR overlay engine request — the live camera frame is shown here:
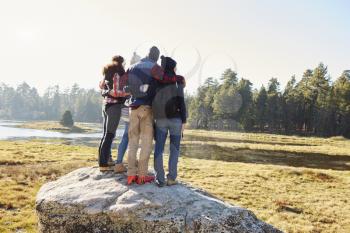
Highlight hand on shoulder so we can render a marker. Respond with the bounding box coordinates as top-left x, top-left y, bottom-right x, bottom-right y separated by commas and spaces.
176, 75, 186, 87
99, 80, 106, 89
